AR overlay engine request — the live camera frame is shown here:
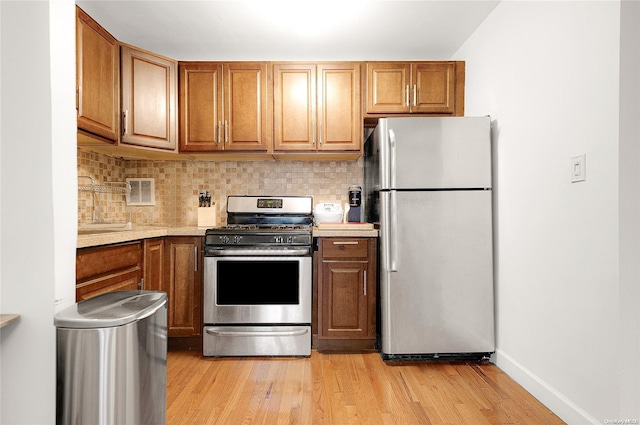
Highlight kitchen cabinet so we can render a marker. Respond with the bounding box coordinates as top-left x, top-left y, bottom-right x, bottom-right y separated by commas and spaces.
164, 237, 202, 337
75, 241, 143, 301
365, 61, 464, 116
76, 6, 120, 143
179, 62, 270, 152
143, 238, 165, 291
315, 237, 377, 351
273, 63, 361, 155
121, 44, 178, 151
